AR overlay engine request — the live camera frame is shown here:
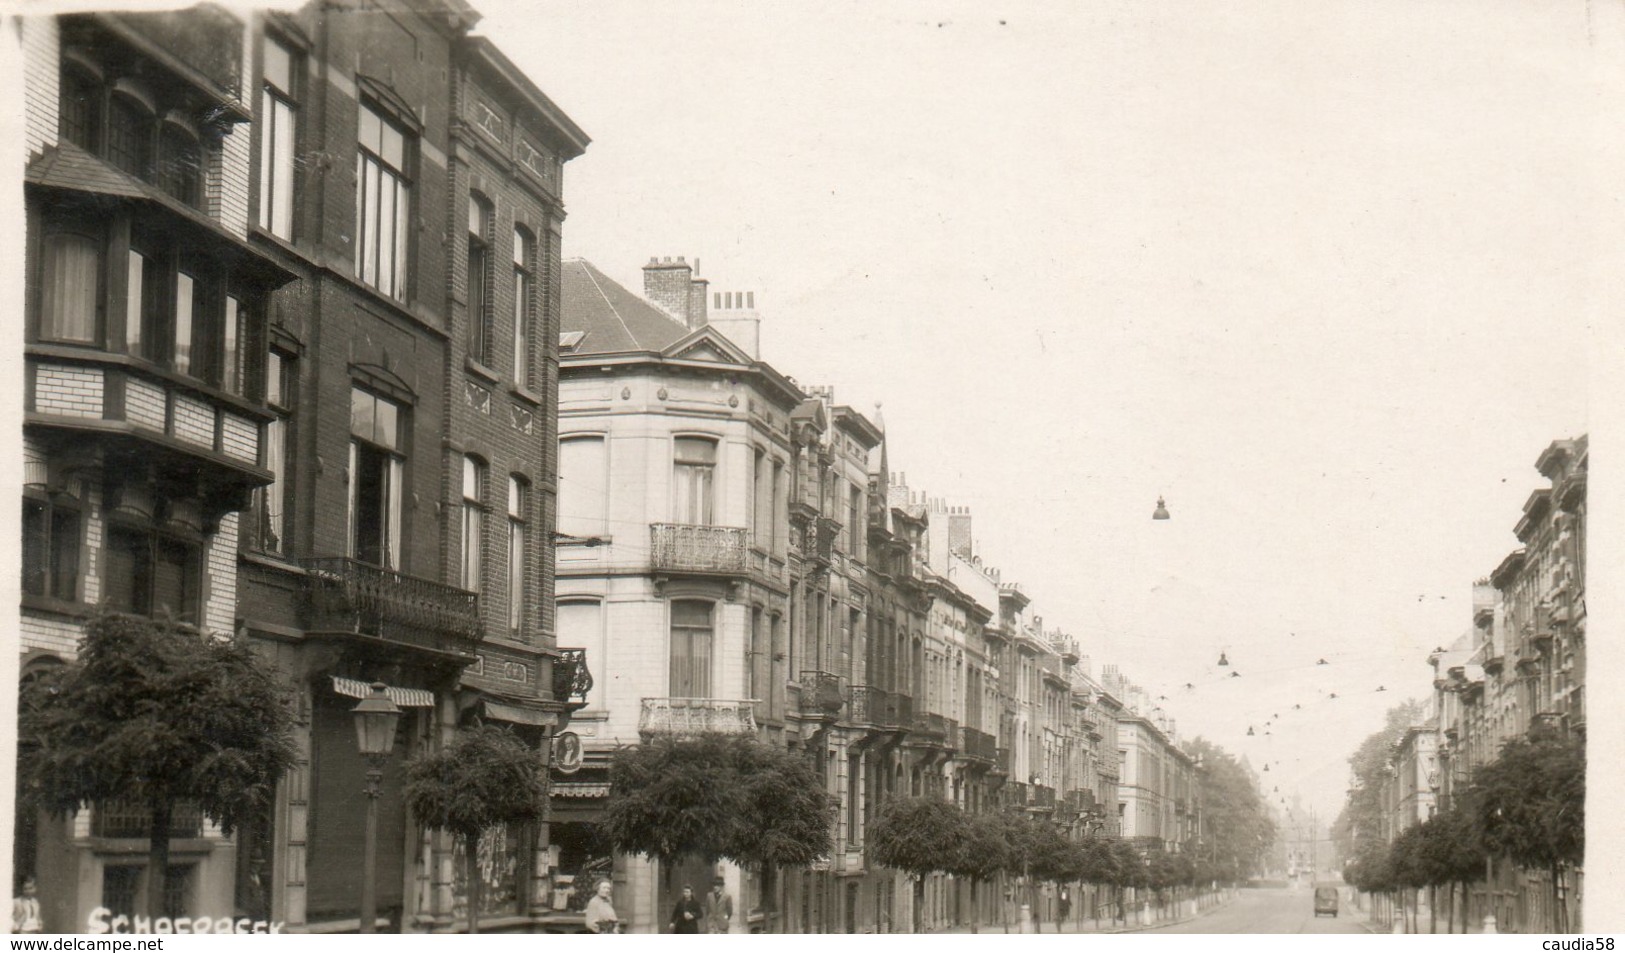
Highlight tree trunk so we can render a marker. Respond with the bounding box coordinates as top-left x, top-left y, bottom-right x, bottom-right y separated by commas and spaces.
1551, 863, 1562, 934
146, 797, 173, 921
466, 834, 482, 934
1429, 884, 1436, 933
968, 878, 978, 933
914, 875, 925, 933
